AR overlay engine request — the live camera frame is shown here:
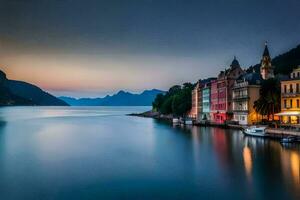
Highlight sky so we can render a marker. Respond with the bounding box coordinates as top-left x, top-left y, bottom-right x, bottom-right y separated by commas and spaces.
0, 0, 299, 97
